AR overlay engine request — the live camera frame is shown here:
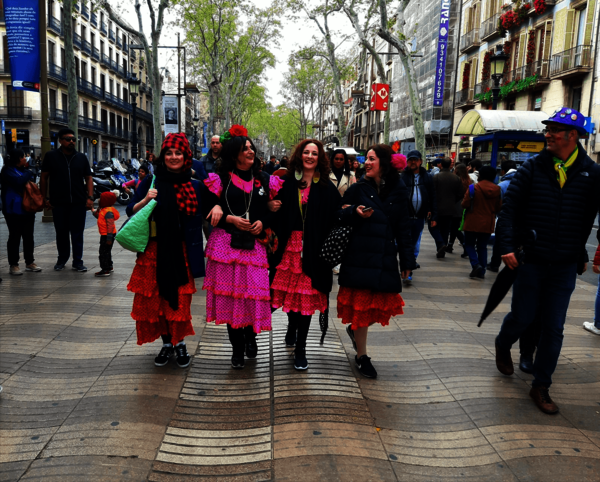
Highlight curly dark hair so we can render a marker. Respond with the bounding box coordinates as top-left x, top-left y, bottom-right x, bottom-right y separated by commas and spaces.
288, 139, 331, 189
216, 136, 267, 189
366, 144, 399, 197
331, 149, 351, 177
